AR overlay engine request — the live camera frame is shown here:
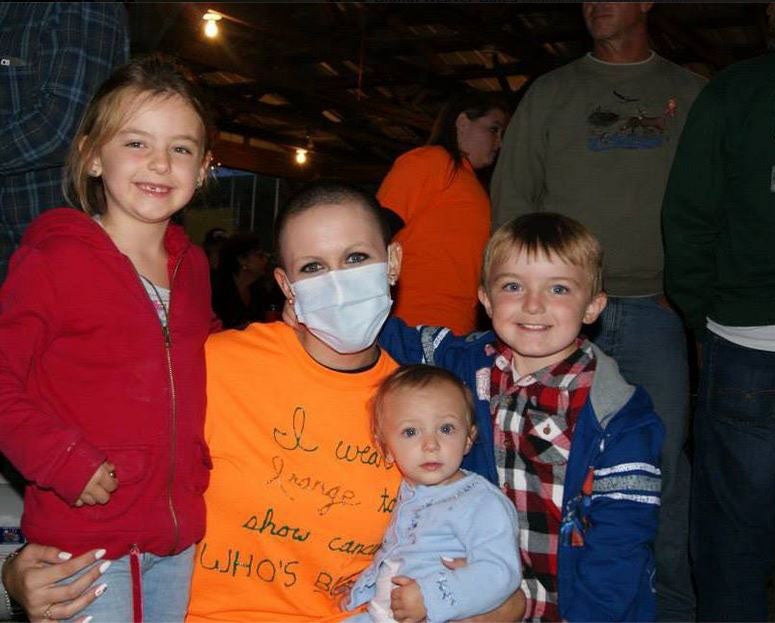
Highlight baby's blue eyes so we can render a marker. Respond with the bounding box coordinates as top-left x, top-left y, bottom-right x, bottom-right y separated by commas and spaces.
551, 285, 570, 294
400, 424, 455, 437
